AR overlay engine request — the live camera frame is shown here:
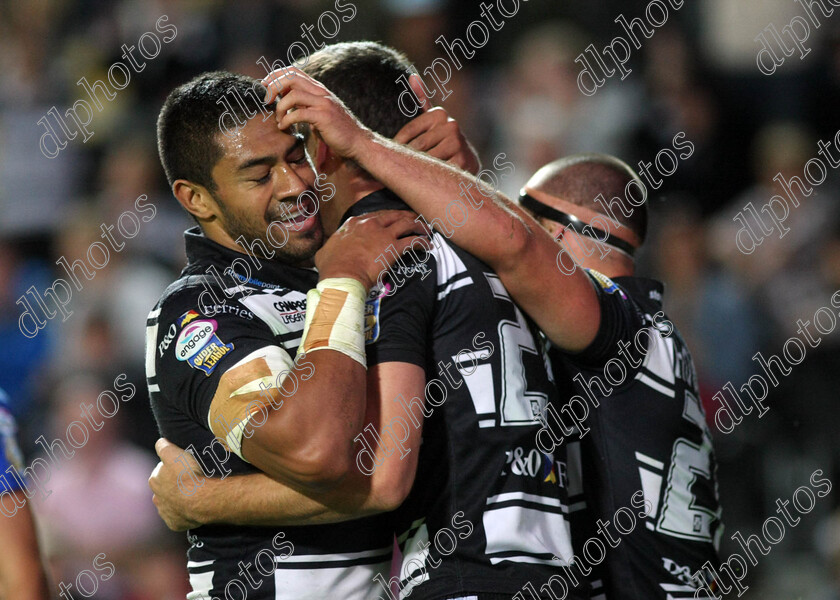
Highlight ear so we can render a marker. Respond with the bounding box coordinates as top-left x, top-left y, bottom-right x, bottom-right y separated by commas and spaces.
408, 74, 431, 113
537, 217, 563, 241
173, 180, 216, 221
315, 138, 331, 172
